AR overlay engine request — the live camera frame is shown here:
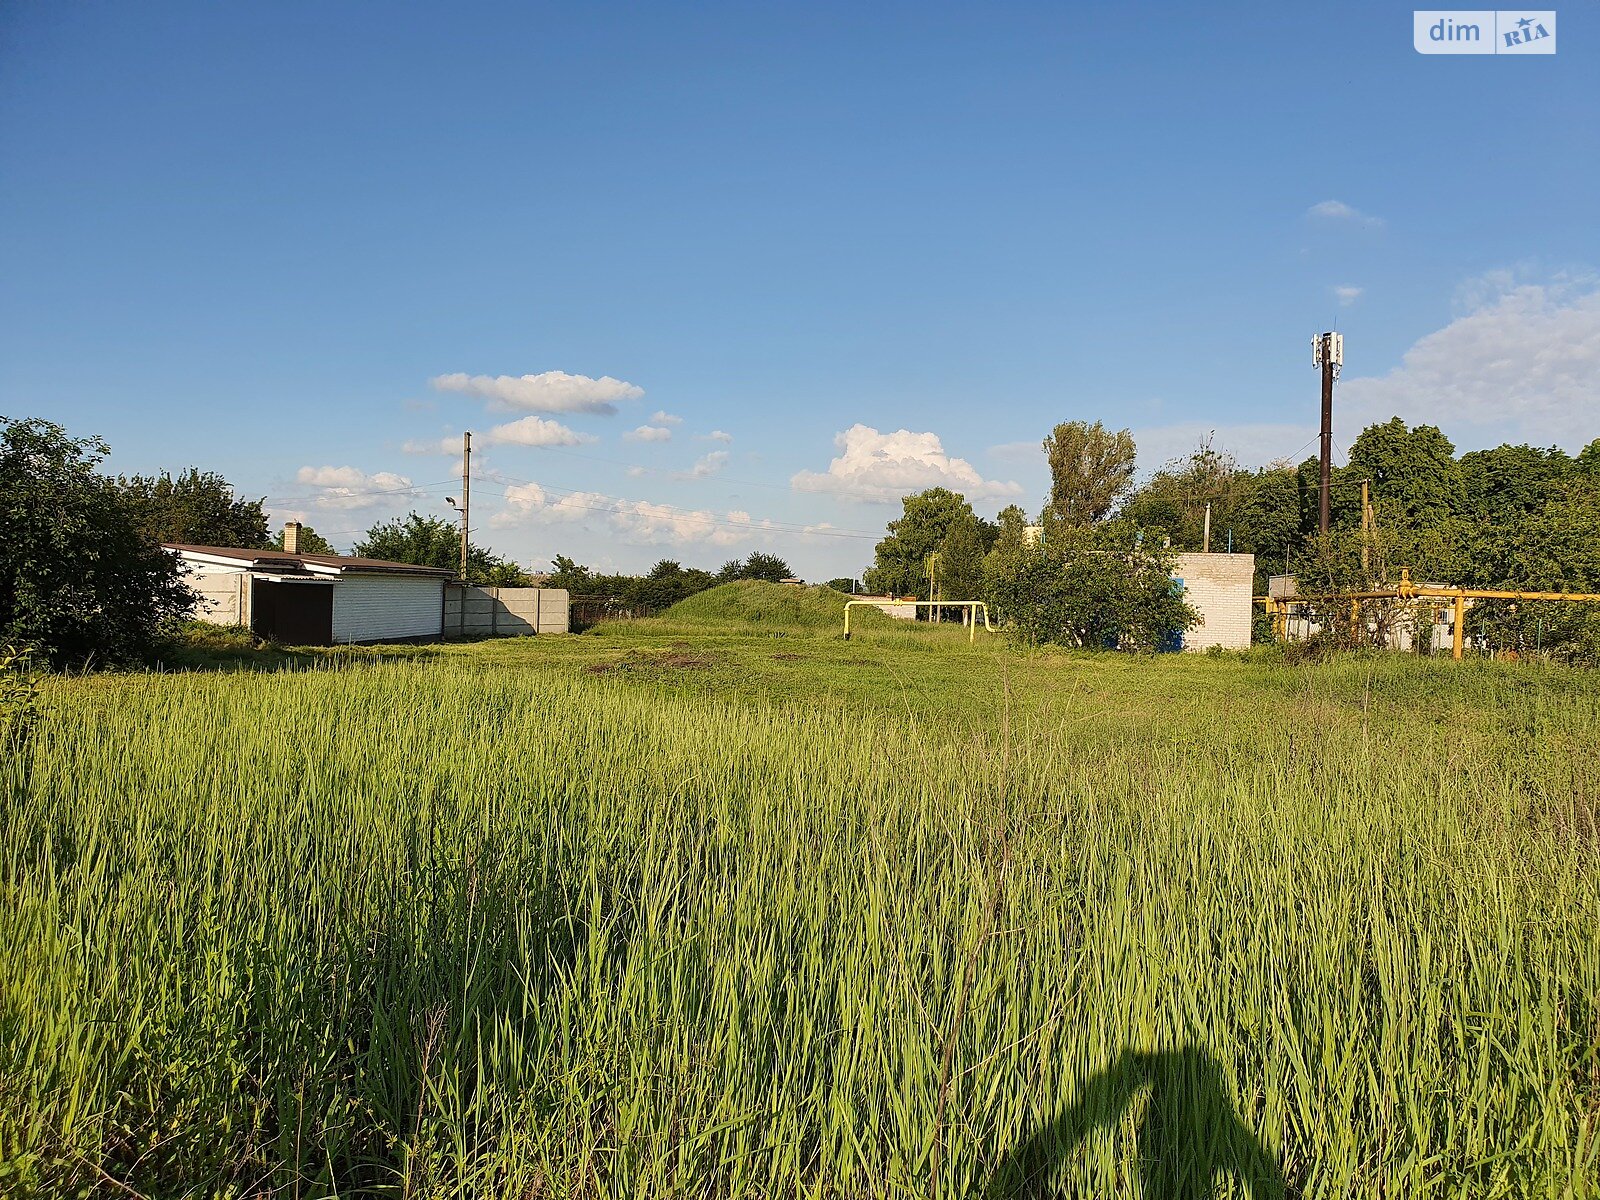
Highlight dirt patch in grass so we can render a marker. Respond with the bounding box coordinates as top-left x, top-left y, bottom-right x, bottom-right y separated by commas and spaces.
771, 652, 808, 661
586, 650, 720, 676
